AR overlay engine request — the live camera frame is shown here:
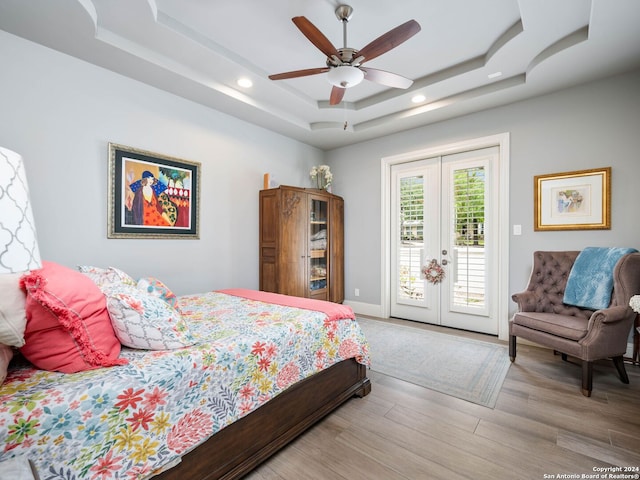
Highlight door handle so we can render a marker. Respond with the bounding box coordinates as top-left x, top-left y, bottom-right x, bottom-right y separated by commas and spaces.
441, 259, 448, 266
